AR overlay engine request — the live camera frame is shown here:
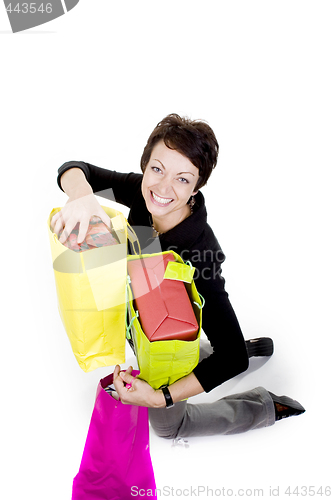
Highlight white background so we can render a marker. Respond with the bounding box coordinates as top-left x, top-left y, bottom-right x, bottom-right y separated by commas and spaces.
1, 1, 332, 499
